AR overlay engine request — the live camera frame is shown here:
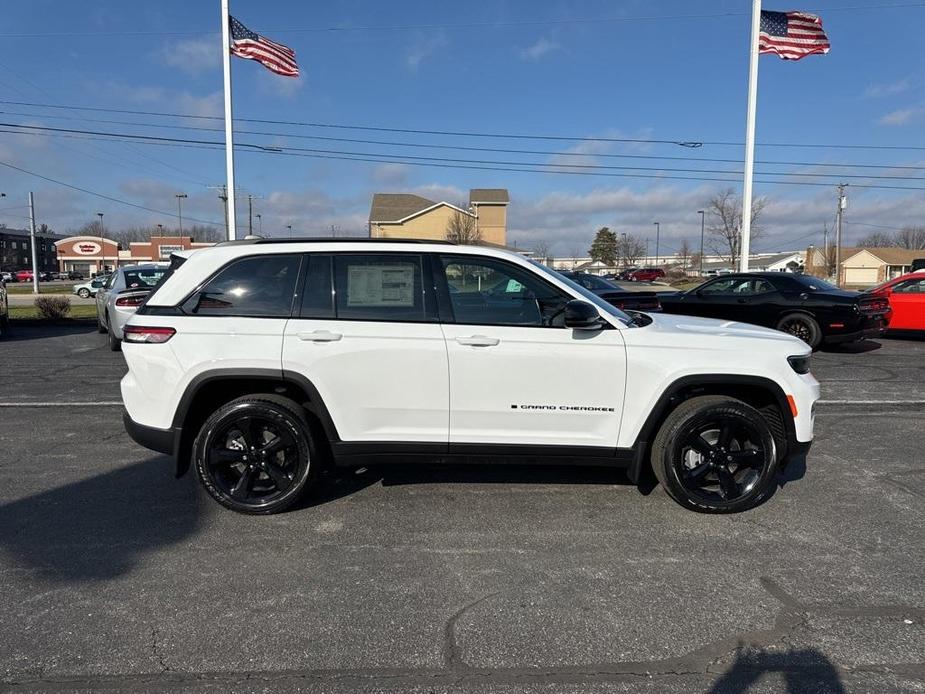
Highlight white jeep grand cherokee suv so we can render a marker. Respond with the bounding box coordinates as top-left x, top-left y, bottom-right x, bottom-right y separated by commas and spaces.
121, 239, 819, 515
